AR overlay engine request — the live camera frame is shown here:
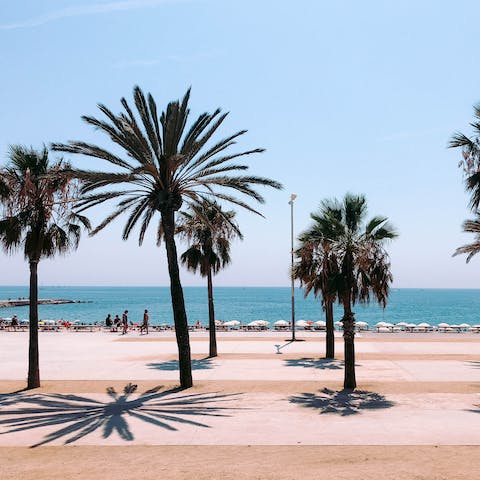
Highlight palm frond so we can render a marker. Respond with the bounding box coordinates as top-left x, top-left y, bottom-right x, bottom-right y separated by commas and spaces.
51, 86, 281, 246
